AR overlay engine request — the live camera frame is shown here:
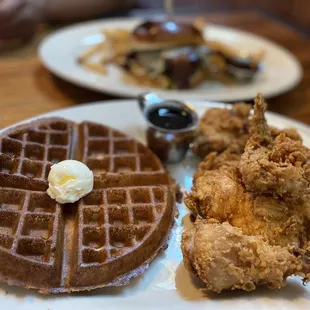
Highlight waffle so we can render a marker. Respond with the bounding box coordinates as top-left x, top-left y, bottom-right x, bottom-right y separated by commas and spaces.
0, 118, 176, 293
